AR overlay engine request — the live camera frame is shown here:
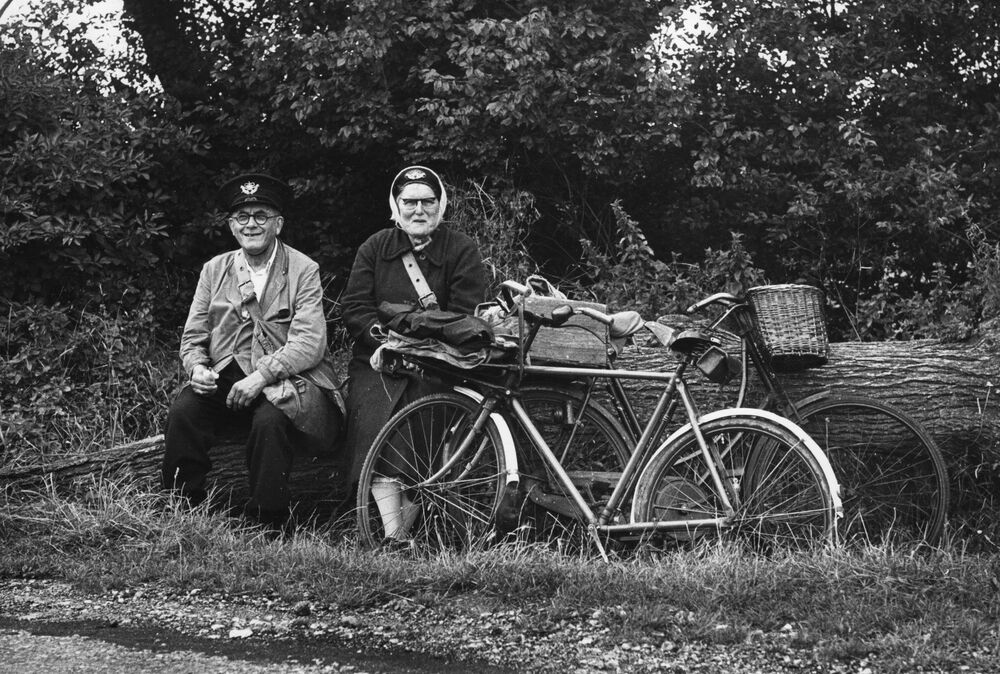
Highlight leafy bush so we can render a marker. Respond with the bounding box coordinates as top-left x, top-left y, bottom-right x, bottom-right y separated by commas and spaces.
577, 202, 1000, 343
0, 31, 209, 315
852, 225, 1000, 341
577, 201, 766, 316
0, 300, 181, 469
